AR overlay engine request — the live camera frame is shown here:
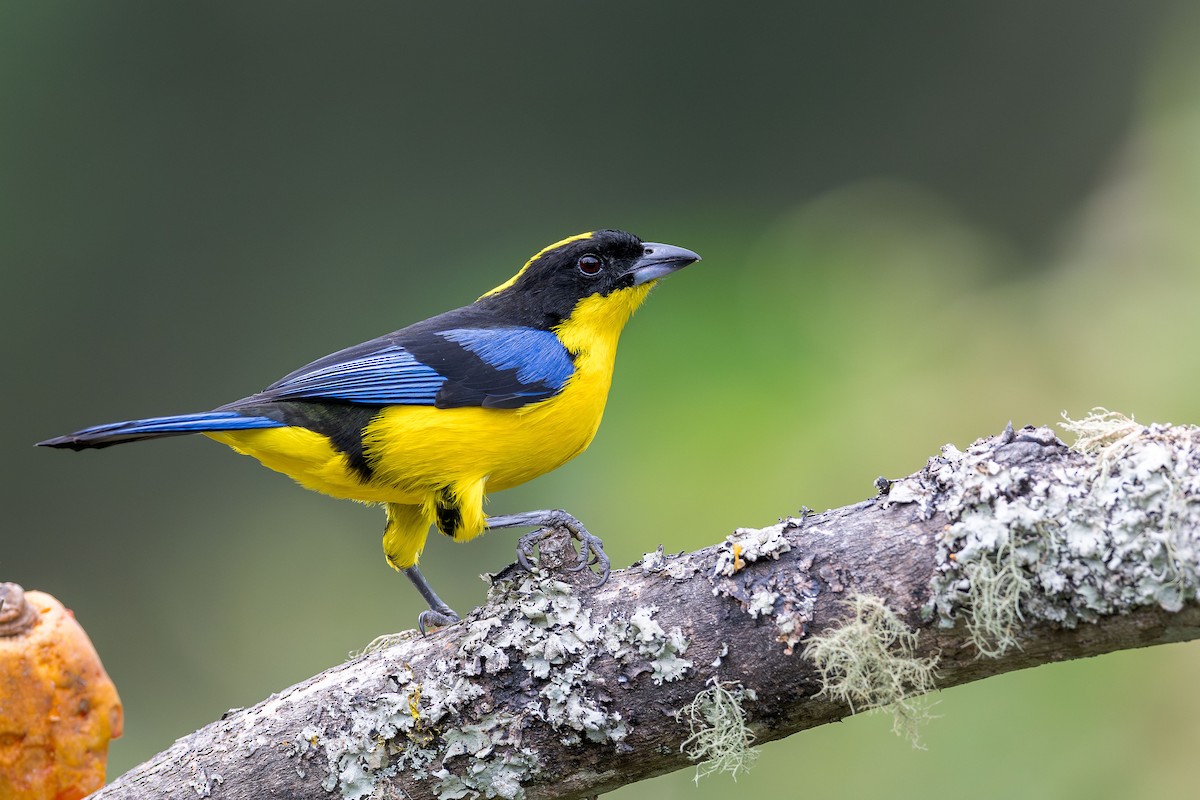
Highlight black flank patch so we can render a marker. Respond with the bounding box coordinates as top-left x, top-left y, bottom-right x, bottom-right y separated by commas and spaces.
231, 400, 380, 482
434, 487, 463, 538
